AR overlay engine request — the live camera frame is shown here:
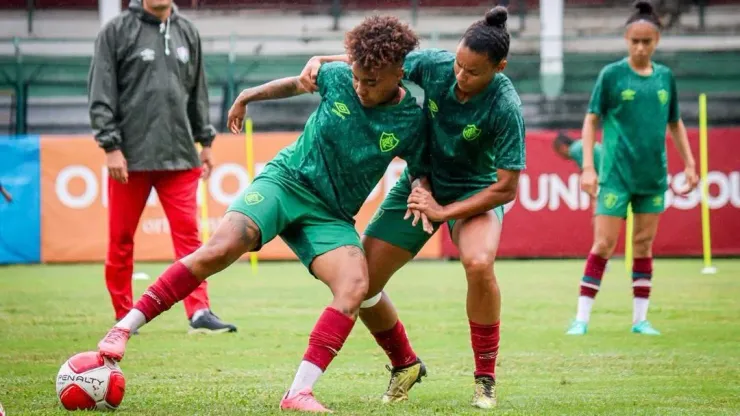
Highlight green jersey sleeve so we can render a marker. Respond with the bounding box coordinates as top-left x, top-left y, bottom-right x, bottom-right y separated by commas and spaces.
568, 140, 584, 169
668, 71, 680, 123
569, 140, 602, 173
492, 103, 526, 171
587, 67, 611, 117
402, 49, 451, 86
317, 61, 352, 97
398, 118, 429, 179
